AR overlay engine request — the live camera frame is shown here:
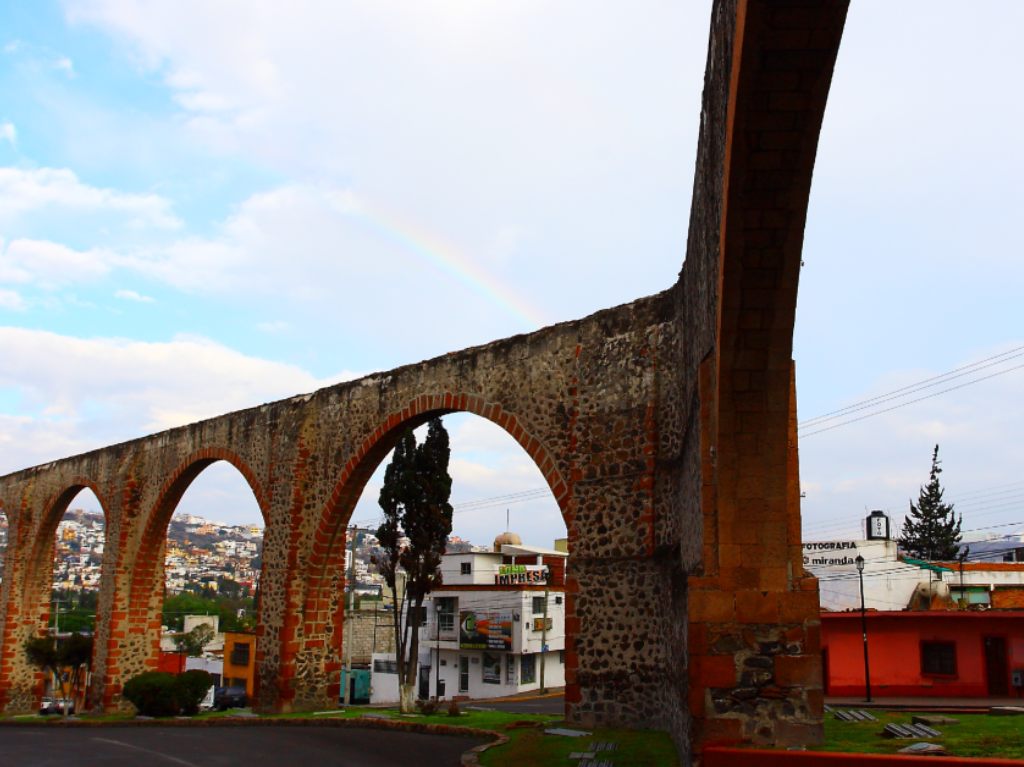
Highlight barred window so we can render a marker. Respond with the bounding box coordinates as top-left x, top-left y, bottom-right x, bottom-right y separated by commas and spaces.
921, 641, 956, 676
